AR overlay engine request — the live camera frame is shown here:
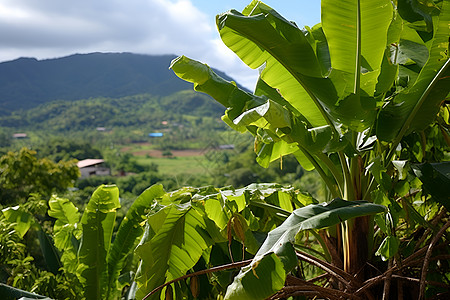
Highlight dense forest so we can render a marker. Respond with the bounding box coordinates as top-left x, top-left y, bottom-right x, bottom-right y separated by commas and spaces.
0, 92, 224, 133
